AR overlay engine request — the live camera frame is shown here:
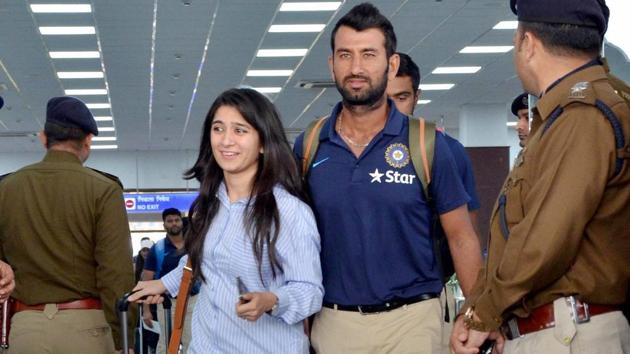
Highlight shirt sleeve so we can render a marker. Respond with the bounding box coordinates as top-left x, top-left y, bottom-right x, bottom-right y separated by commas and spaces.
143, 245, 158, 272
271, 197, 324, 325
94, 183, 136, 350
470, 106, 614, 329
429, 132, 471, 215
